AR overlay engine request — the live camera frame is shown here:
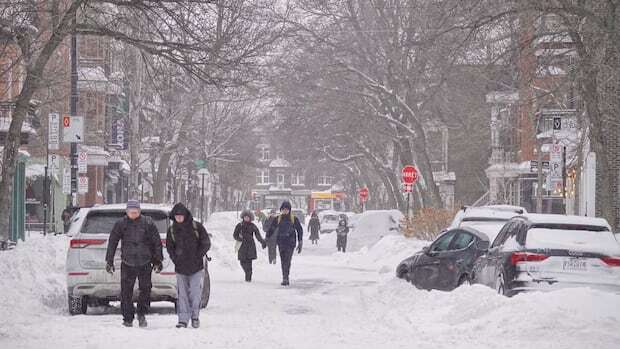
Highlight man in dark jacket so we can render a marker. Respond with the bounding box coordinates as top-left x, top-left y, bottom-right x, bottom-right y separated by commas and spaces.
166, 203, 211, 329
262, 209, 278, 264
266, 201, 303, 286
105, 200, 163, 328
